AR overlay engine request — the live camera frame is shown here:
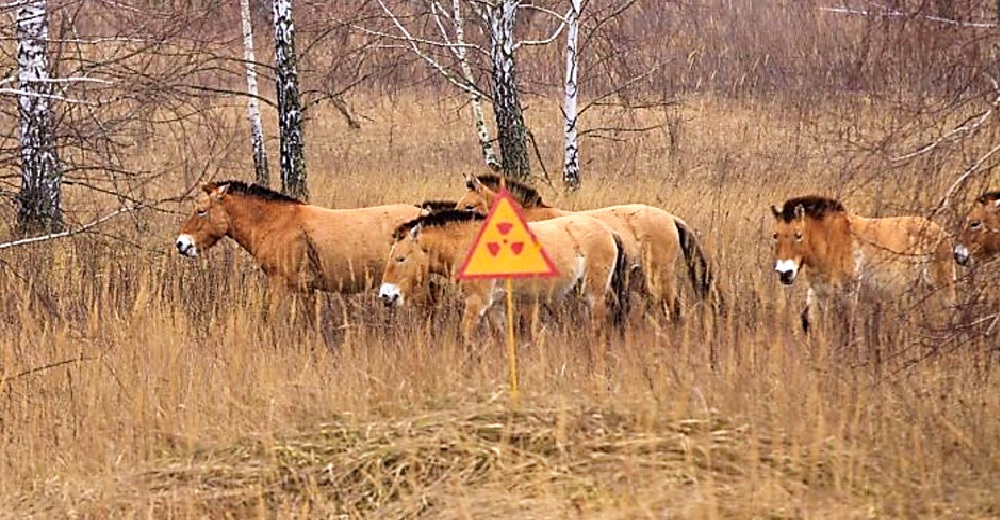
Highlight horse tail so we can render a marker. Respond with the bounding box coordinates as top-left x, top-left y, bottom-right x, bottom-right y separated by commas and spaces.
610, 232, 630, 329
673, 218, 712, 300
